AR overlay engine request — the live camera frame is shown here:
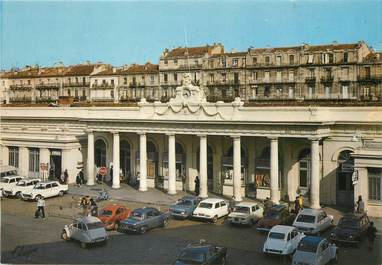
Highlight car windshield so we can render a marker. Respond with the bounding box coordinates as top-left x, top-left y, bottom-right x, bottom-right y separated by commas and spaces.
265, 210, 280, 219
132, 211, 144, 220
198, 203, 213, 209
178, 249, 205, 263
178, 200, 193, 206
34, 184, 45, 189
338, 218, 359, 229
297, 214, 316, 223
269, 232, 285, 240
297, 241, 318, 253
16, 181, 27, 186
234, 206, 250, 214
87, 222, 104, 230
101, 210, 113, 216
